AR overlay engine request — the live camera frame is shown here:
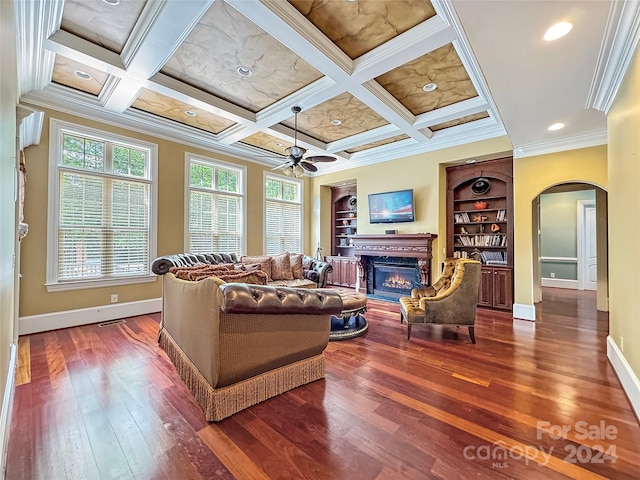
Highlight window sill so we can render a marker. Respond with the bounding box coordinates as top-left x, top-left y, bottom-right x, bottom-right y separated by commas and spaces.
45, 274, 157, 292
